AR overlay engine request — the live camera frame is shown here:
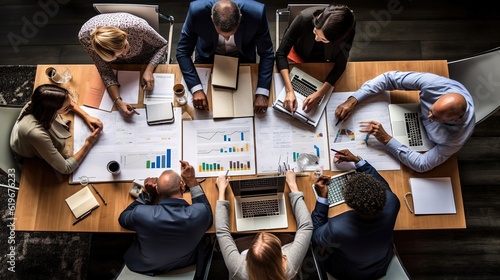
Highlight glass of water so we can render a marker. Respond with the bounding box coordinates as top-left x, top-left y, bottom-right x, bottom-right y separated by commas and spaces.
79, 176, 89, 187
